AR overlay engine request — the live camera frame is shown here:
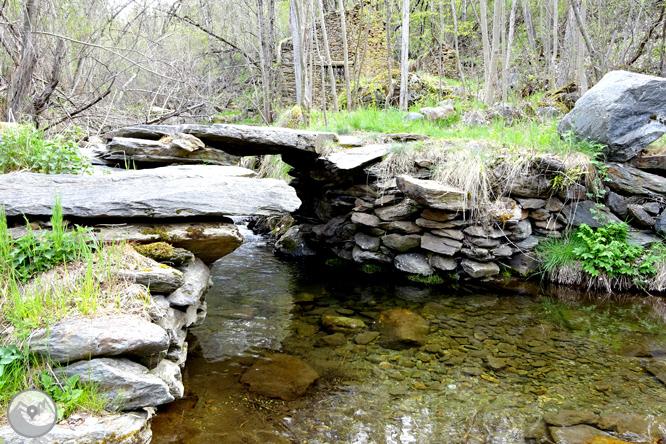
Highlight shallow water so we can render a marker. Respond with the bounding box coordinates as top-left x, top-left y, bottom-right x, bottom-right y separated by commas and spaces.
152, 226, 666, 444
